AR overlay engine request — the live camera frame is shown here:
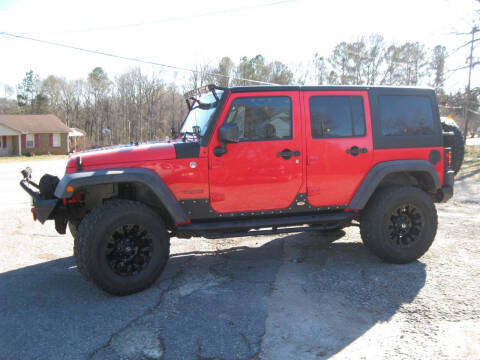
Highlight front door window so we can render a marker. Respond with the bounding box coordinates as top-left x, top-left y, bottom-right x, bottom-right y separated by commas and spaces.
224, 96, 292, 141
